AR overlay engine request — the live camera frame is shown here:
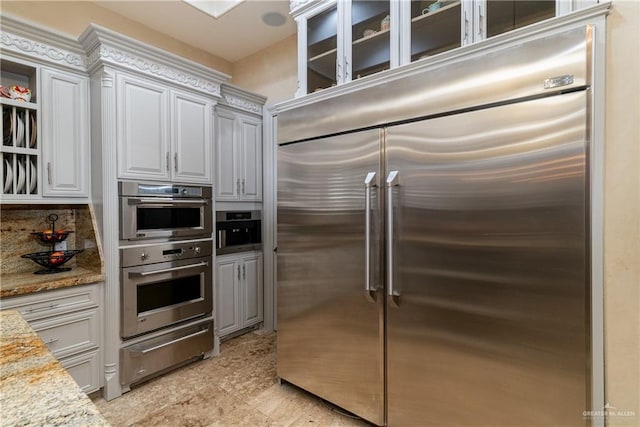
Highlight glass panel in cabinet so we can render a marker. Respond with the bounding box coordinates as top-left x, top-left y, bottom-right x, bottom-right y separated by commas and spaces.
307, 5, 339, 94
486, 1, 555, 38
351, 0, 391, 80
410, 0, 461, 62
